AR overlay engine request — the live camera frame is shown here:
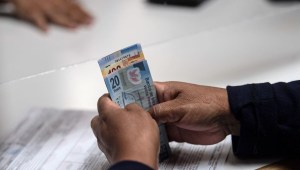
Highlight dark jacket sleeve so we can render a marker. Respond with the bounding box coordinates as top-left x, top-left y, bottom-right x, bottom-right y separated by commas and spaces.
227, 80, 300, 157
109, 161, 153, 170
